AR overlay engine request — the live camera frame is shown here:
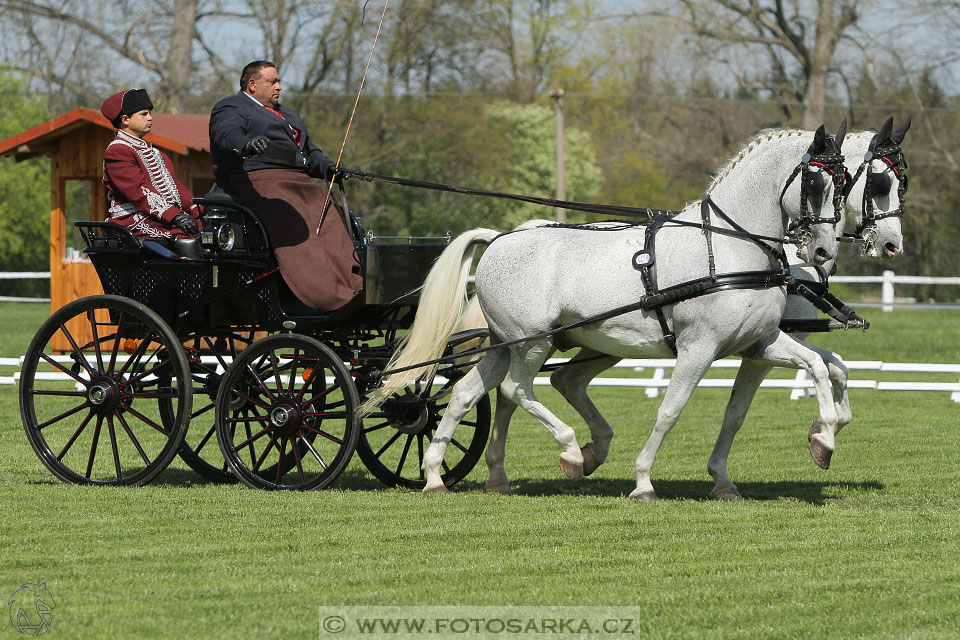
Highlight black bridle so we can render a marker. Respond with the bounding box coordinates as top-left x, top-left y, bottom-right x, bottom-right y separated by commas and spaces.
779, 148, 848, 247
843, 141, 908, 243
